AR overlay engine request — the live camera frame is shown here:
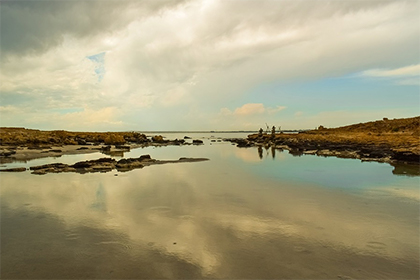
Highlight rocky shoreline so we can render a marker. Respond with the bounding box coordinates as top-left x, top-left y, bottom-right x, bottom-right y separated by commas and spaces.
0, 154, 209, 175
0, 134, 204, 163
225, 133, 420, 165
